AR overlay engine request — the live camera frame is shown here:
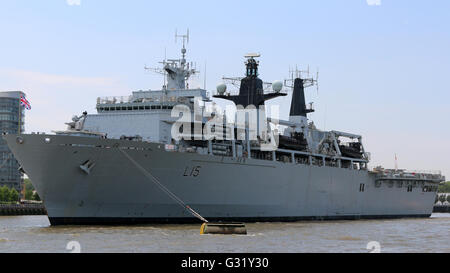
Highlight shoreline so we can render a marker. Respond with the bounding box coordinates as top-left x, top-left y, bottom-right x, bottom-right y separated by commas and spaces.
0, 203, 47, 216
